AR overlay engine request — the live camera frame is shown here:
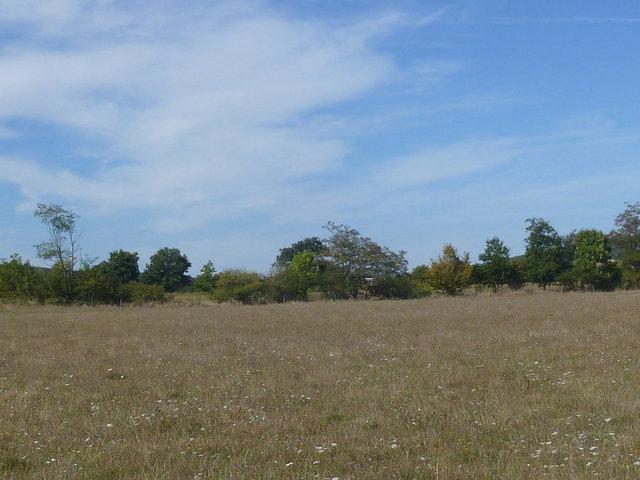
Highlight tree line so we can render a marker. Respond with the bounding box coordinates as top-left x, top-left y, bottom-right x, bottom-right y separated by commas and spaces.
1, 203, 639, 304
